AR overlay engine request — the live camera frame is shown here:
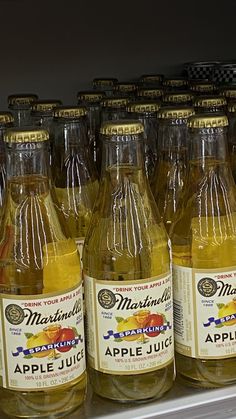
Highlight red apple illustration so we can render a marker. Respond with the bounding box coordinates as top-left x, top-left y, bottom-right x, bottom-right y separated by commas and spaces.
56, 327, 76, 352
145, 314, 164, 337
